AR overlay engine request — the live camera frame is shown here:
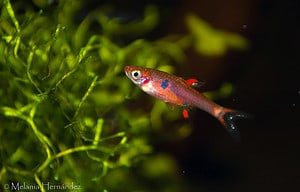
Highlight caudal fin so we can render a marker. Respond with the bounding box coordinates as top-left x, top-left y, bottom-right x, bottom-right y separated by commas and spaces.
217, 108, 250, 141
